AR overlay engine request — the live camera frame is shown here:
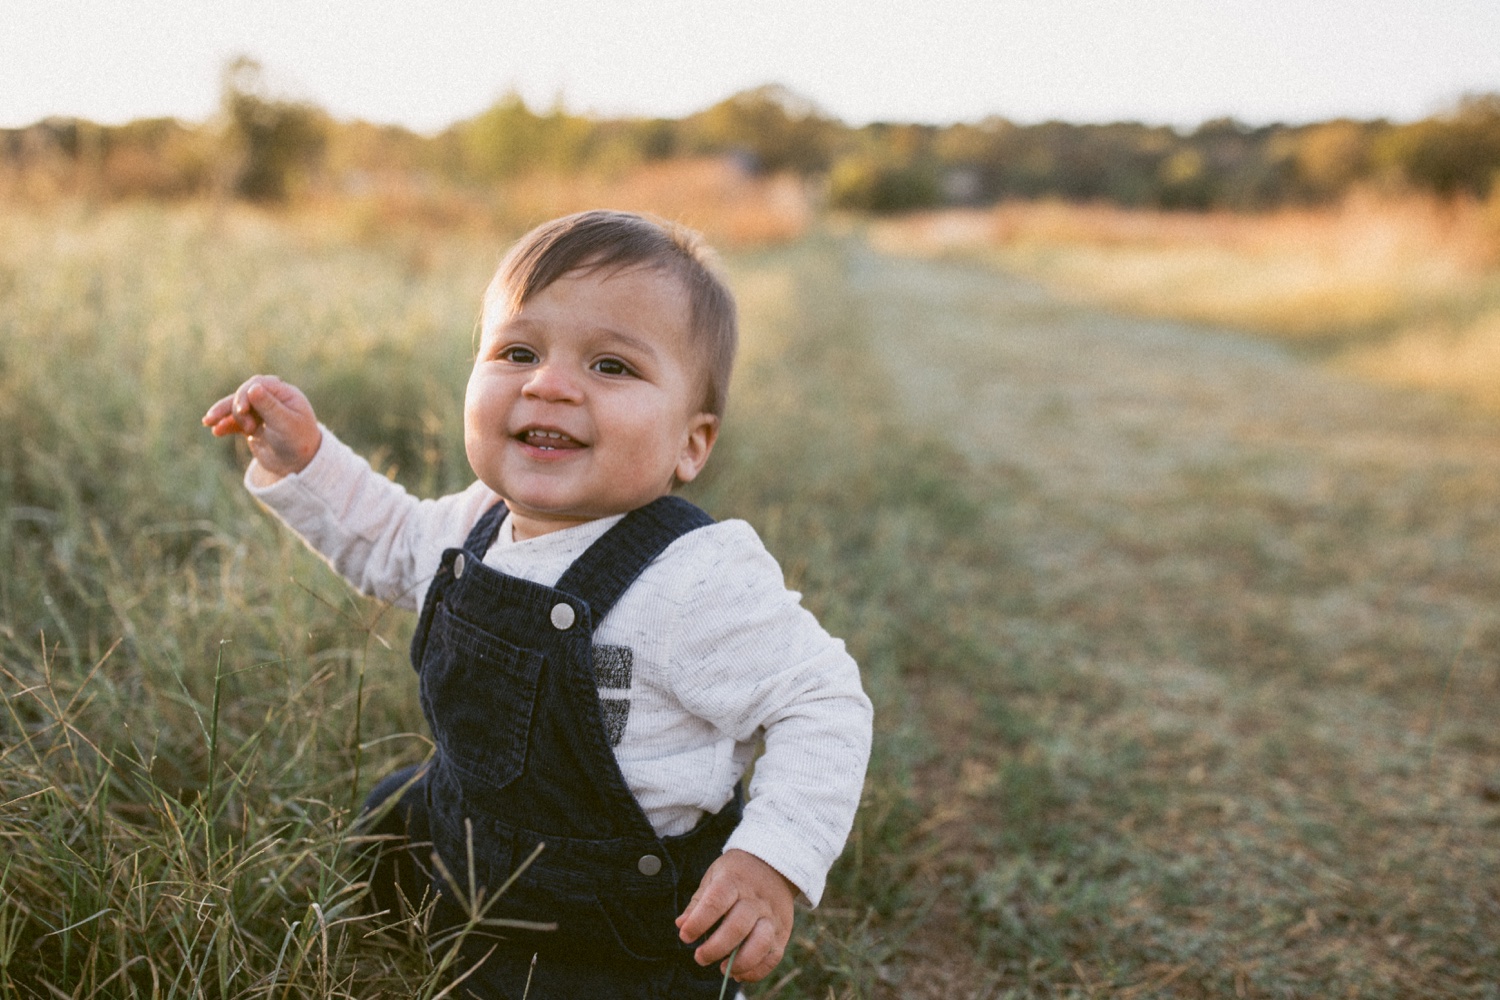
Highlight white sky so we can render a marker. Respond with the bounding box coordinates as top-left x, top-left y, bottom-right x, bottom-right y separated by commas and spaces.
4, 0, 1499, 132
